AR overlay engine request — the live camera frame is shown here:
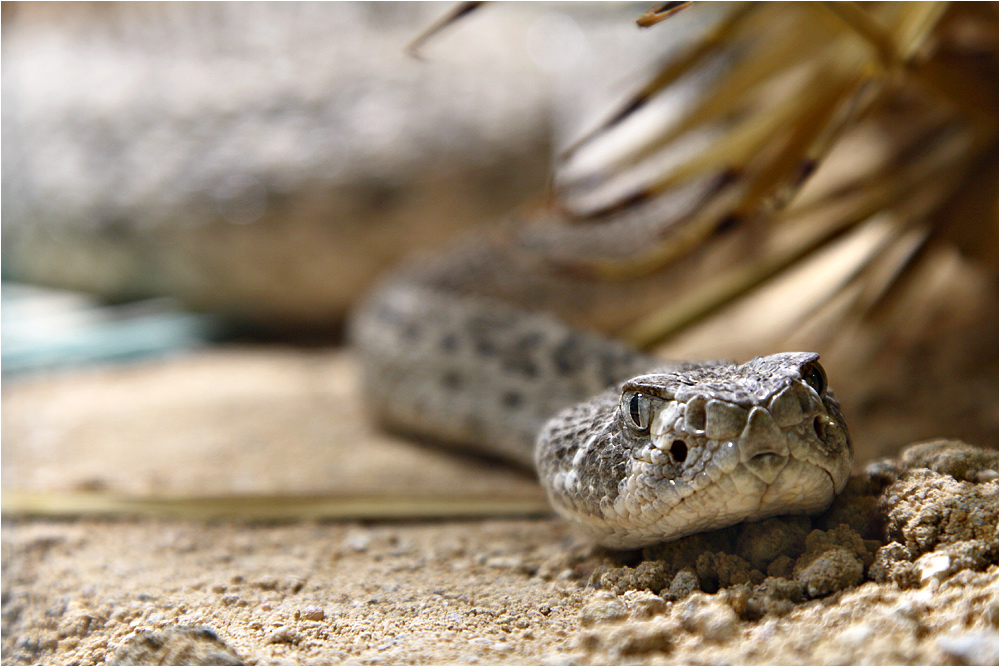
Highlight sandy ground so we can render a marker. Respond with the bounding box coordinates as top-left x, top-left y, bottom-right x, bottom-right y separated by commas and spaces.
3, 516, 997, 666
3, 348, 998, 665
